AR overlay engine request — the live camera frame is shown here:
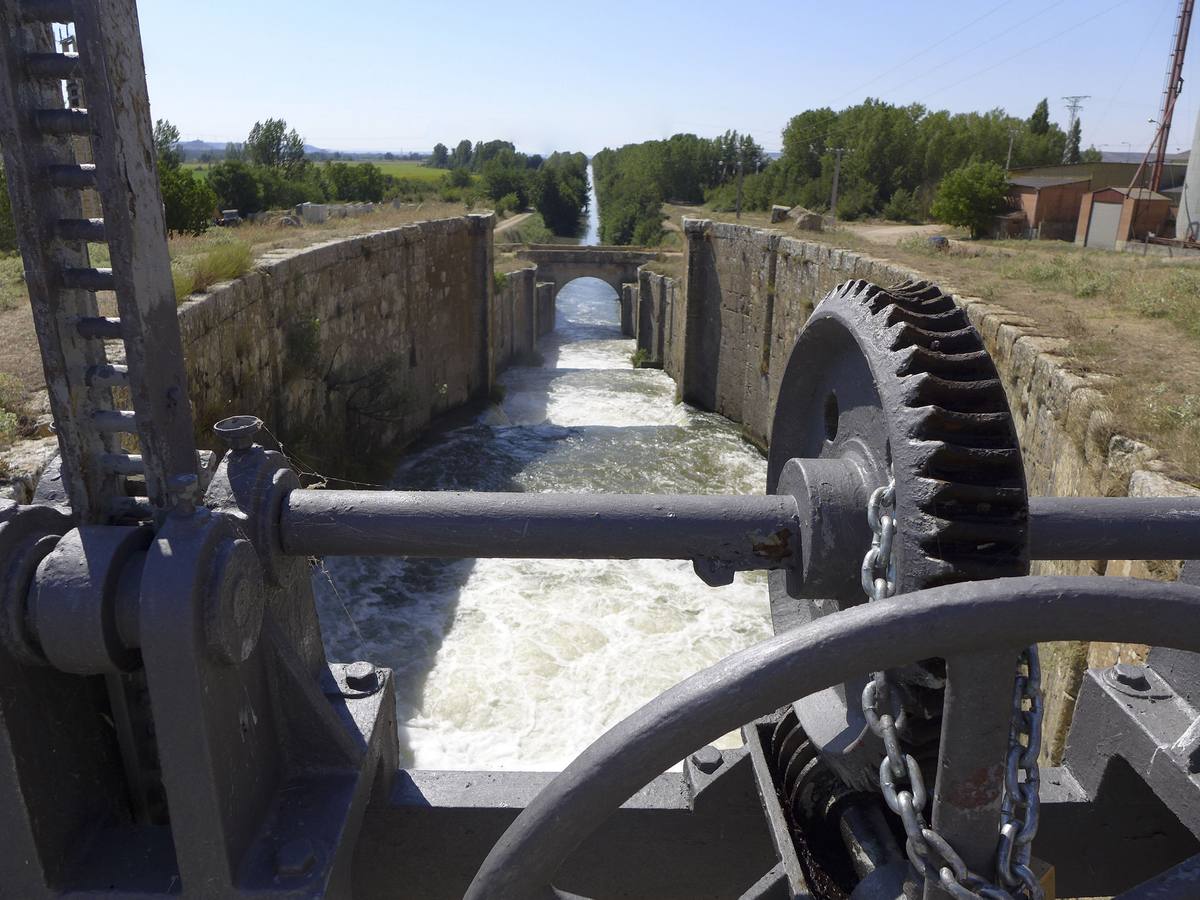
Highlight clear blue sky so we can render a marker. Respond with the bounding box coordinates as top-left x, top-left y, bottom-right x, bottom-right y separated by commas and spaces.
137, 0, 1200, 157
